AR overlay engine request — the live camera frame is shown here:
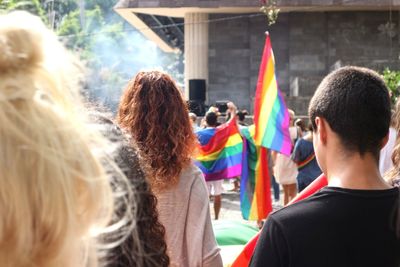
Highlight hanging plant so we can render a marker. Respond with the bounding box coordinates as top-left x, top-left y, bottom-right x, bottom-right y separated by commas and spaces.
260, 0, 280, 26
